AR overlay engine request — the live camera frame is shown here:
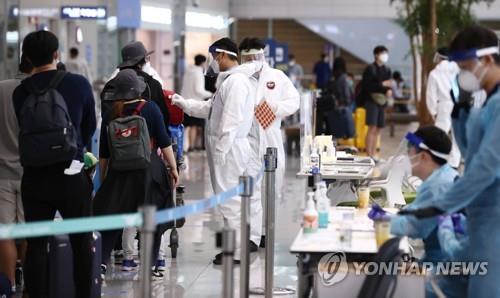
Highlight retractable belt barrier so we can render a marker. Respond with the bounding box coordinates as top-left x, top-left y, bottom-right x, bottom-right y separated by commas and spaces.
0, 168, 264, 240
